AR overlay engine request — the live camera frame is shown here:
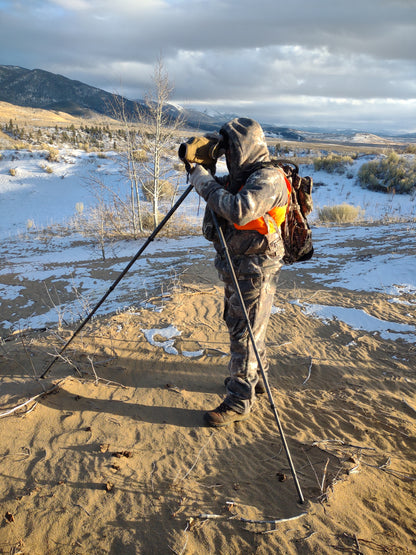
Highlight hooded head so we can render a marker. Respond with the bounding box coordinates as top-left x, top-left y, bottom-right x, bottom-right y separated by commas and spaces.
219, 117, 270, 188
